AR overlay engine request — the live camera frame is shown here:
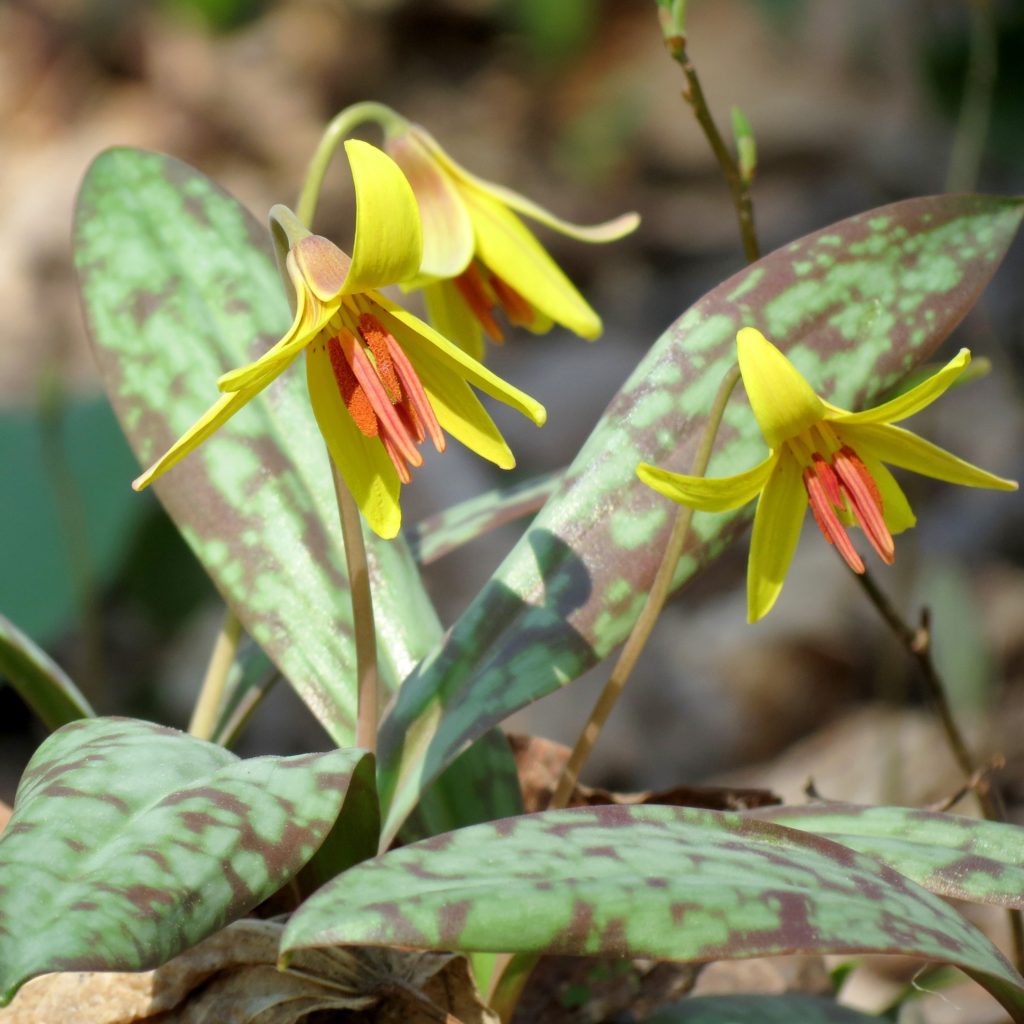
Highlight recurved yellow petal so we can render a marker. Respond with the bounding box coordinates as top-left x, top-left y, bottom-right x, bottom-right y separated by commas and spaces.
132, 385, 266, 492
414, 359, 516, 469
747, 453, 806, 622
828, 349, 971, 426
846, 422, 1018, 491
461, 184, 602, 339
371, 296, 547, 427
387, 132, 475, 279
306, 341, 402, 538
344, 139, 423, 294
637, 454, 775, 513
409, 123, 640, 244
422, 279, 486, 362
736, 328, 825, 449
217, 259, 330, 393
